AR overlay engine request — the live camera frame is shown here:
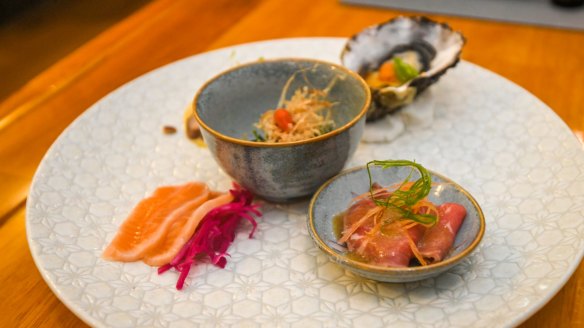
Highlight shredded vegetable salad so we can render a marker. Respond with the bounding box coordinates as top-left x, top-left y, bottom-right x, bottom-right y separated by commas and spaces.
252, 70, 339, 143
